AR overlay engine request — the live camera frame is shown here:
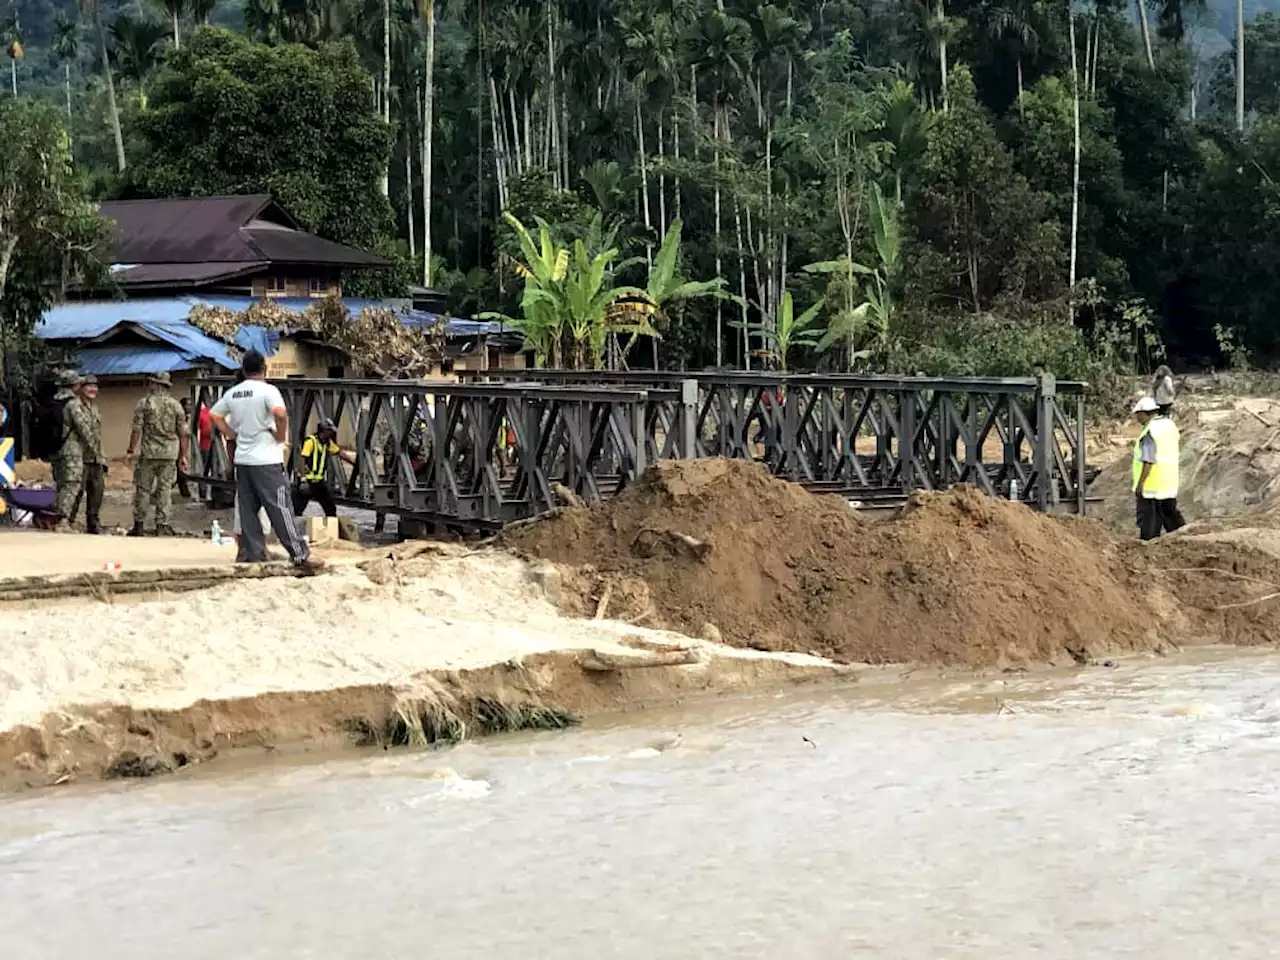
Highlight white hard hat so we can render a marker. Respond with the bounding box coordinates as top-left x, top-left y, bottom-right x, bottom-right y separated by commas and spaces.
1132, 396, 1159, 413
